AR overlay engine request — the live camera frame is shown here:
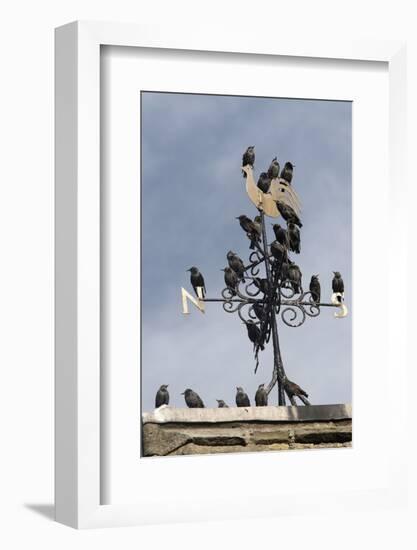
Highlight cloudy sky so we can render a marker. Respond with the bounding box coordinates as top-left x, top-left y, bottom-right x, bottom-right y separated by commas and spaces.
141, 91, 352, 411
